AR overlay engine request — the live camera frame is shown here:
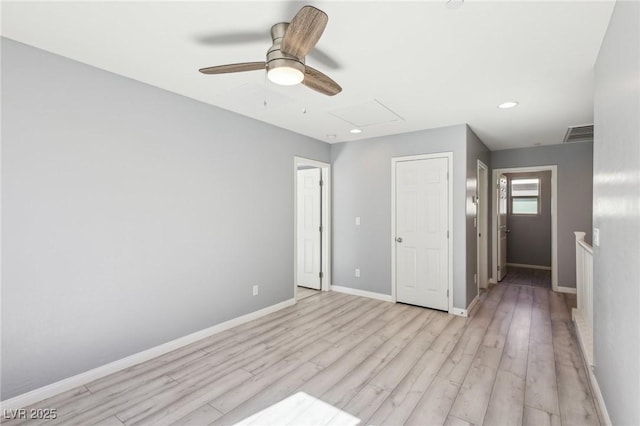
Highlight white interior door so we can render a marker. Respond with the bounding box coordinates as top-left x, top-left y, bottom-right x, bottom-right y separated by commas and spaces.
395, 157, 449, 311
297, 168, 321, 289
497, 173, 508, 281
